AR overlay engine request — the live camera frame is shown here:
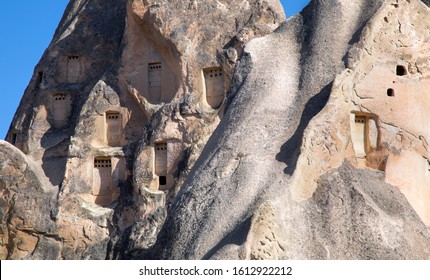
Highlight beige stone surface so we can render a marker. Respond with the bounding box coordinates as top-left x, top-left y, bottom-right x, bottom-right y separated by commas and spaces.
244, 202, 286, 260
2, 0, 284, 259
2, 0, 430, 260
291, 0, 430, 226
143, 0, 430, 260
0, 141, 58, 259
